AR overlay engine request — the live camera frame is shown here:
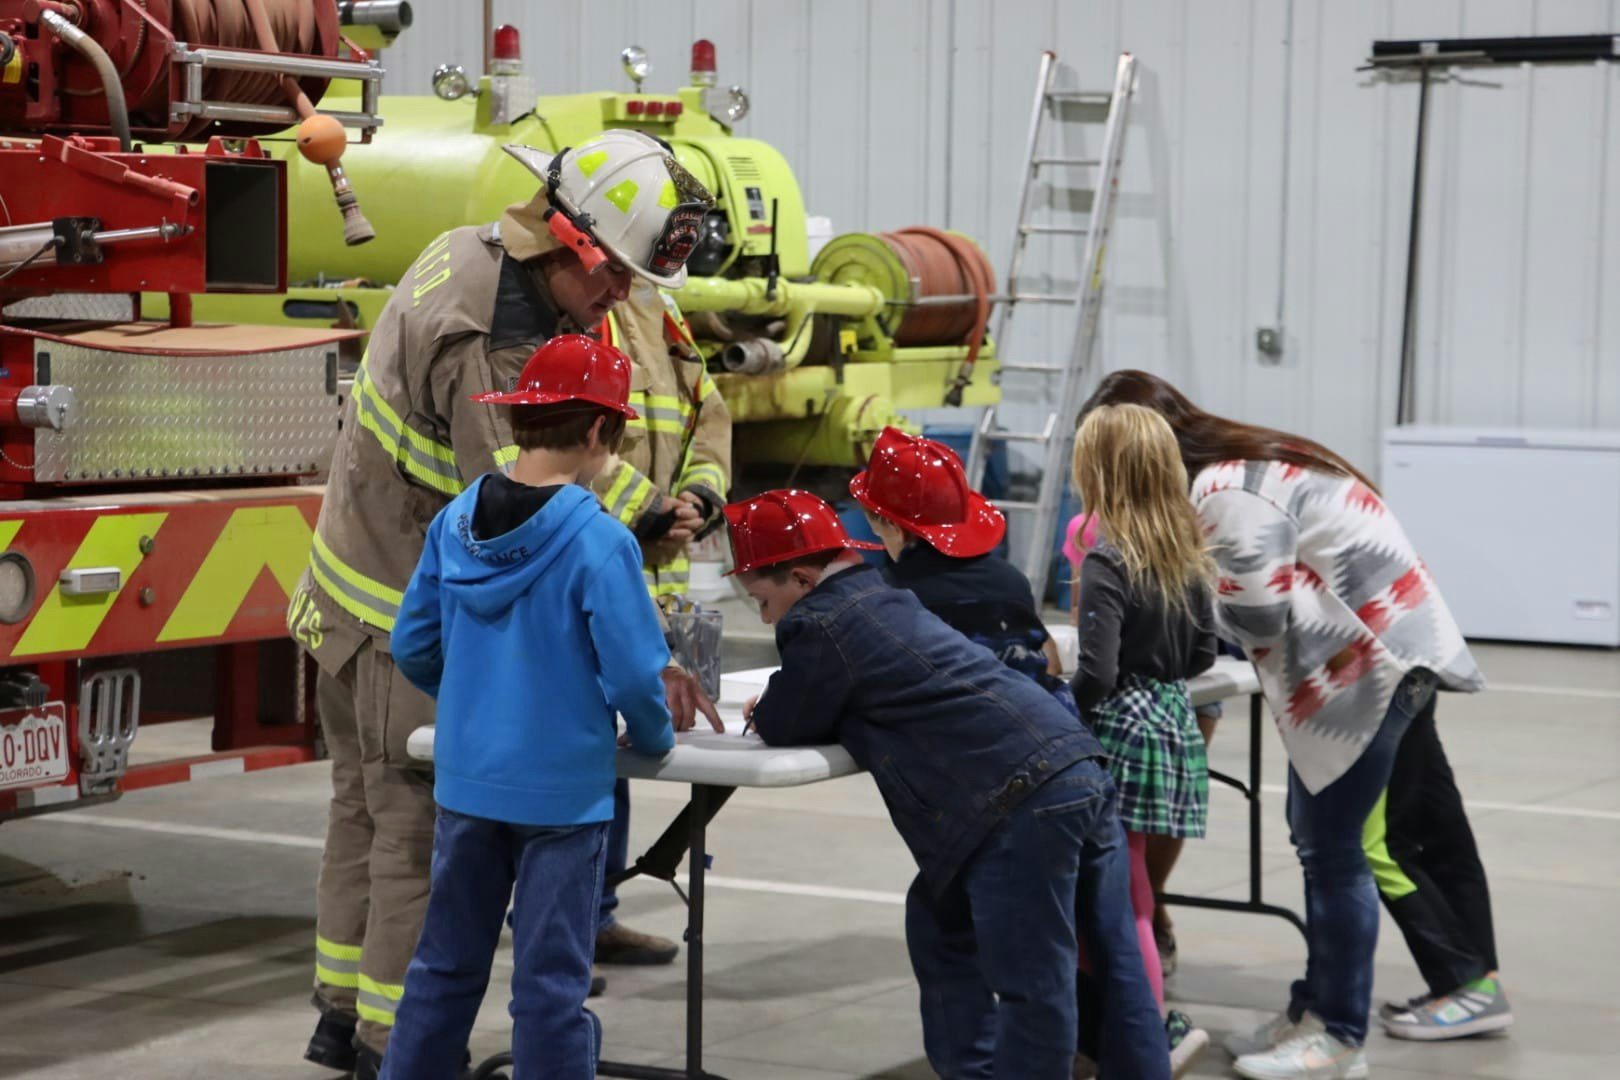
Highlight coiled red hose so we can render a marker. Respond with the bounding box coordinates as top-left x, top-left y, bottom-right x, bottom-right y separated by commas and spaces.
877, 226, 995, 402
170, 0, 328, 136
